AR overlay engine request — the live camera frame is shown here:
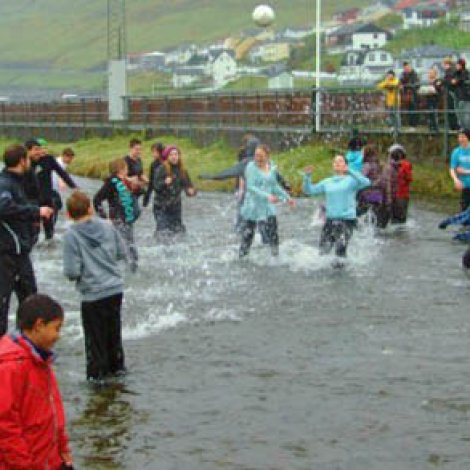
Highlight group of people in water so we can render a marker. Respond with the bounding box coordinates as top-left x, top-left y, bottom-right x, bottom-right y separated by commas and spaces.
1, 128, 470, 468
